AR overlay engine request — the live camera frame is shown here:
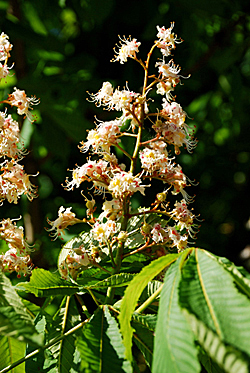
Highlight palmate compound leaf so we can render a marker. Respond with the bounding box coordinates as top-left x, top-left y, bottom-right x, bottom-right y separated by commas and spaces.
179, 249, 250, 358
0, 336, 26, 373
76, 306, 133, 373
25, 295, 82, 373
18, 268, 79, 297
184, 311, 249, 373
0, 272, 43, 346
119, 251, 182, 361
152, 250, 200, 373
